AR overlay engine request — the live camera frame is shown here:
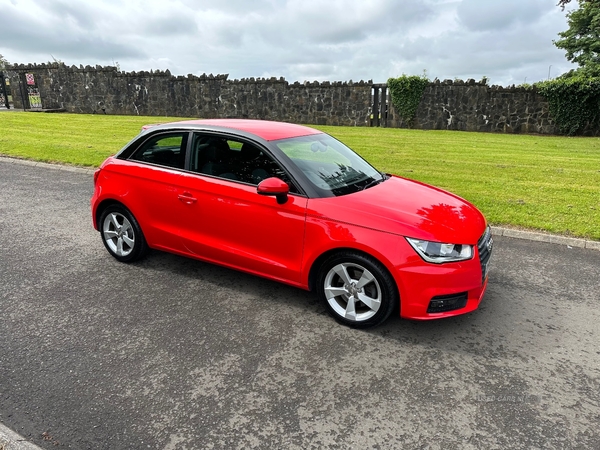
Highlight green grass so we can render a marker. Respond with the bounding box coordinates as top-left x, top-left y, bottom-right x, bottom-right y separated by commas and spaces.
1, 111, 599, 240
0, 112, 179, 166
316, 126, 600, 240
